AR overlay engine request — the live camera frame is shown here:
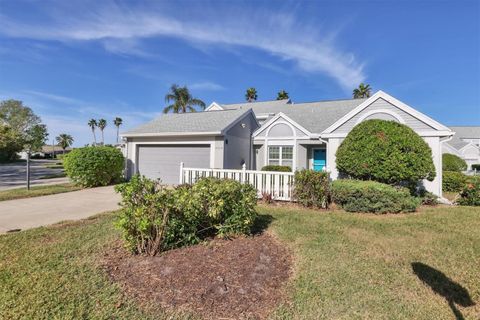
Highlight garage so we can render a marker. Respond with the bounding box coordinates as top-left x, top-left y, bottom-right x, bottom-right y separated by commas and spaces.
137, 145, 210, 184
